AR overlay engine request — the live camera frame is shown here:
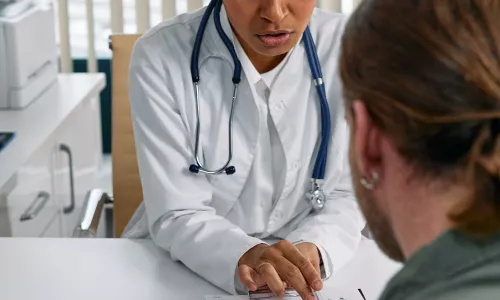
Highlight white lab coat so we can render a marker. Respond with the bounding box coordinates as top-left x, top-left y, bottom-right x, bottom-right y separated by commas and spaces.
123, 5, 365, 295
